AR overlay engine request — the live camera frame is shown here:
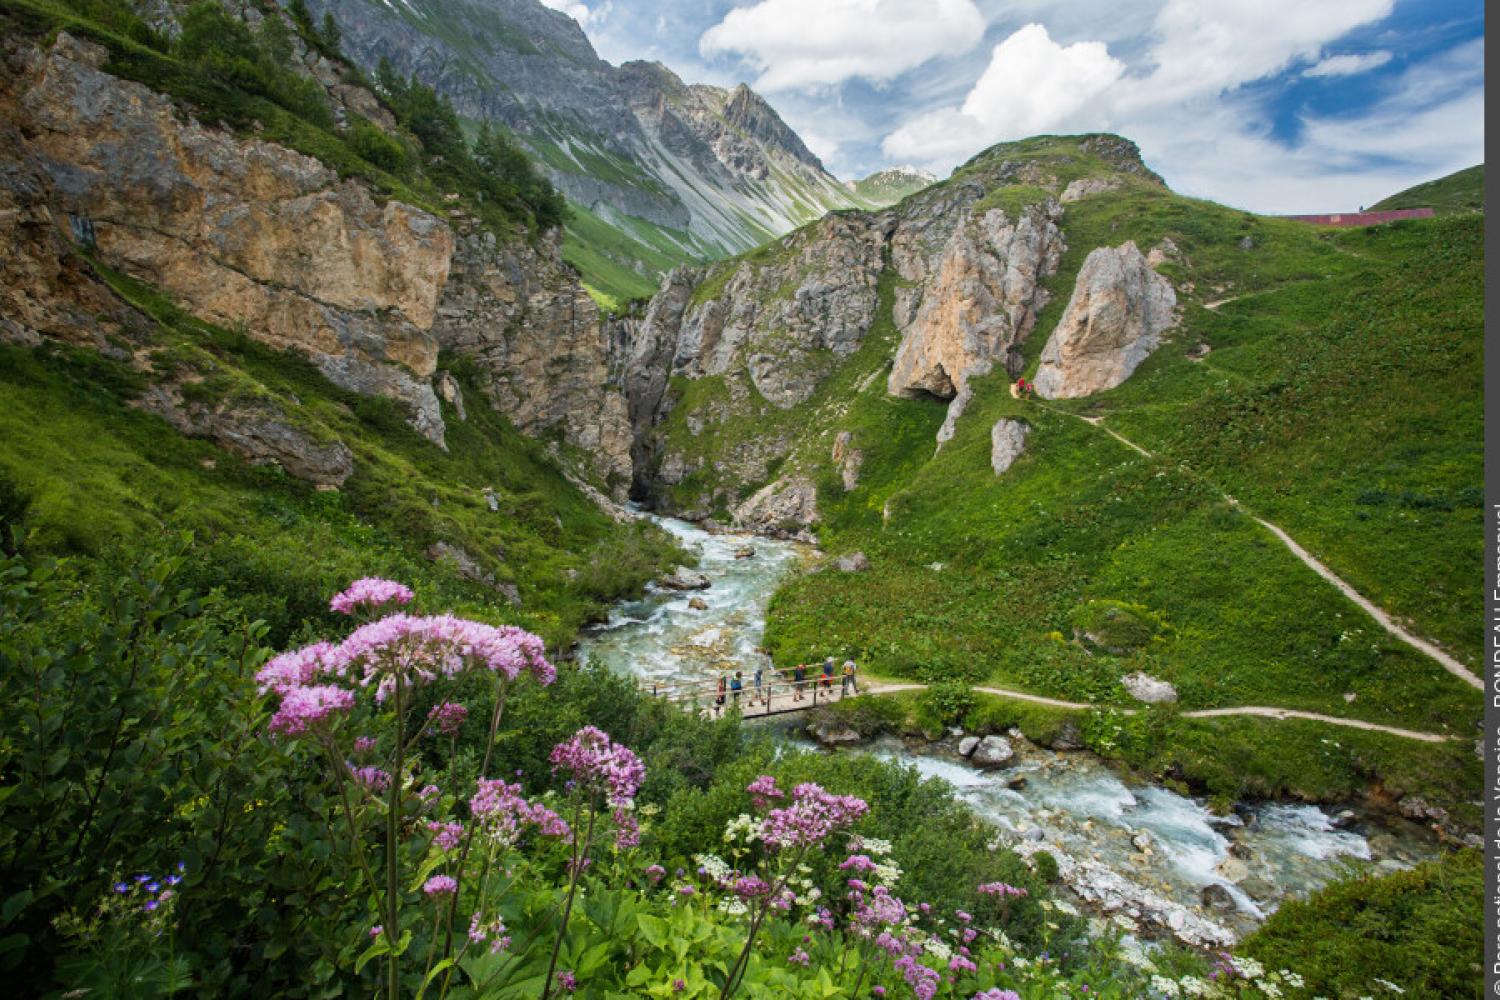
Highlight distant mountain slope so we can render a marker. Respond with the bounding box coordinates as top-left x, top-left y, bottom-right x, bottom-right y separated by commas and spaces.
1370, 164, 1483, 215
301, 0, 870, 302
850, 165, 937, 206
